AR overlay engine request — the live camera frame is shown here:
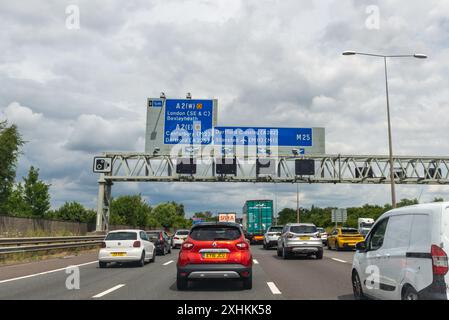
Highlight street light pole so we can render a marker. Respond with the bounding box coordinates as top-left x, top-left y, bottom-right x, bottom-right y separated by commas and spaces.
342, 51, 427, 208
383, 56, 396, 208
296, 183, 300, 223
